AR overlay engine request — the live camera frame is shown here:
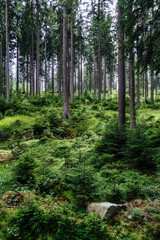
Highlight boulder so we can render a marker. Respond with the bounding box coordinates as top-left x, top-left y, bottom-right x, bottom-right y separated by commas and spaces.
86, 202, 125, 219
0, 151, 12, 162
